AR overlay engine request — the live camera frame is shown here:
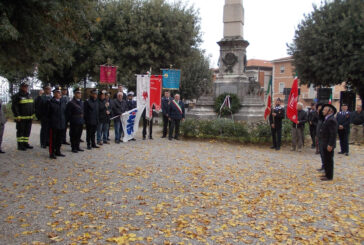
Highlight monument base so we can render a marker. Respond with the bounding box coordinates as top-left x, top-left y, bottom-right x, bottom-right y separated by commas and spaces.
187, 95, 216, 120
